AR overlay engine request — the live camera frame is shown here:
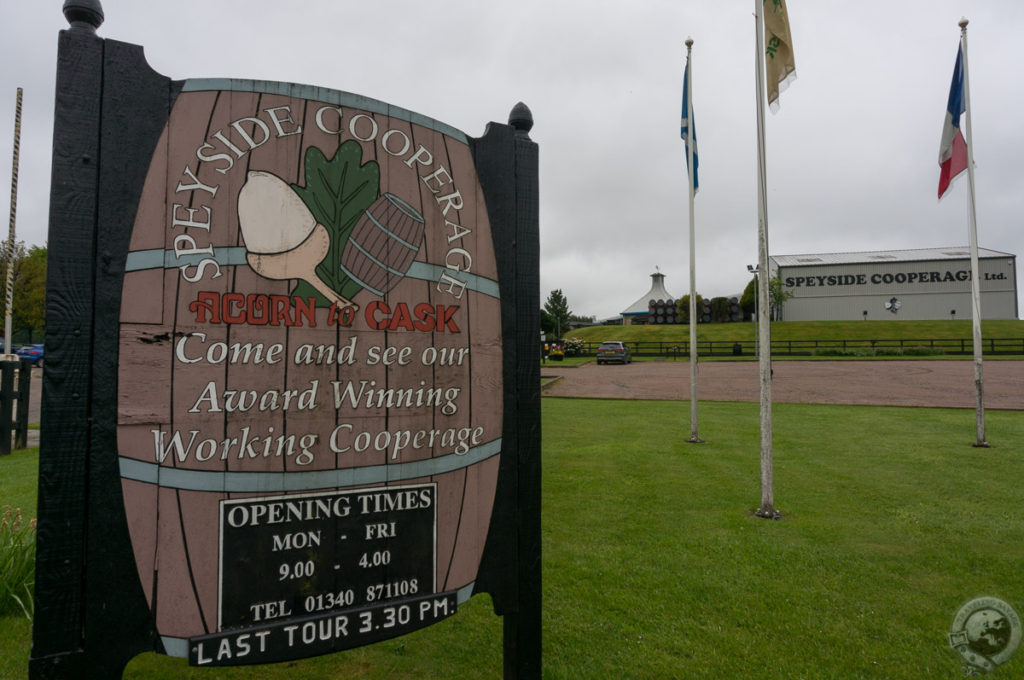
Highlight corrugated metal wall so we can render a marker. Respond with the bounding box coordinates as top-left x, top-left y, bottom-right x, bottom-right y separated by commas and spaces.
776, 256, 1017, 321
